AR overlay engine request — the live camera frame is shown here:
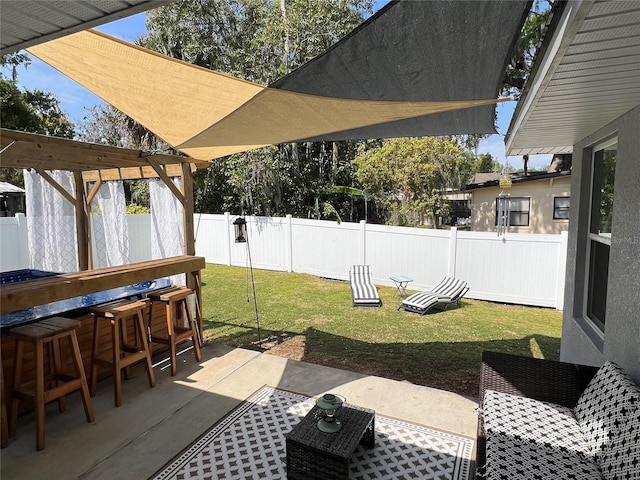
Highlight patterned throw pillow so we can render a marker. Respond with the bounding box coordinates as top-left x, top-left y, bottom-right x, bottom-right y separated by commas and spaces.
574, 360, 640, 469
483, 390, 592, 456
